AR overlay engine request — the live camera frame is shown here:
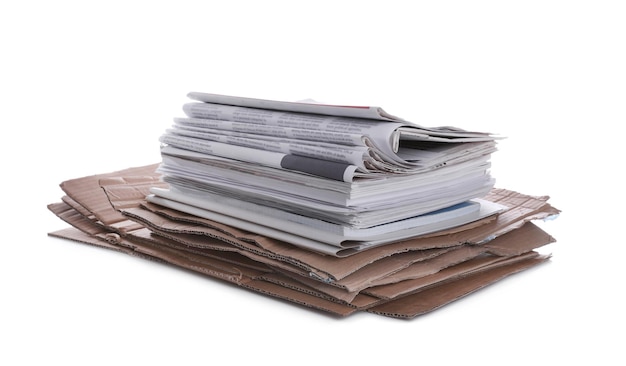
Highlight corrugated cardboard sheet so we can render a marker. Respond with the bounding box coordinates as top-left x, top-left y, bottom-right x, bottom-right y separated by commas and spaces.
48, 164, 559, 319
